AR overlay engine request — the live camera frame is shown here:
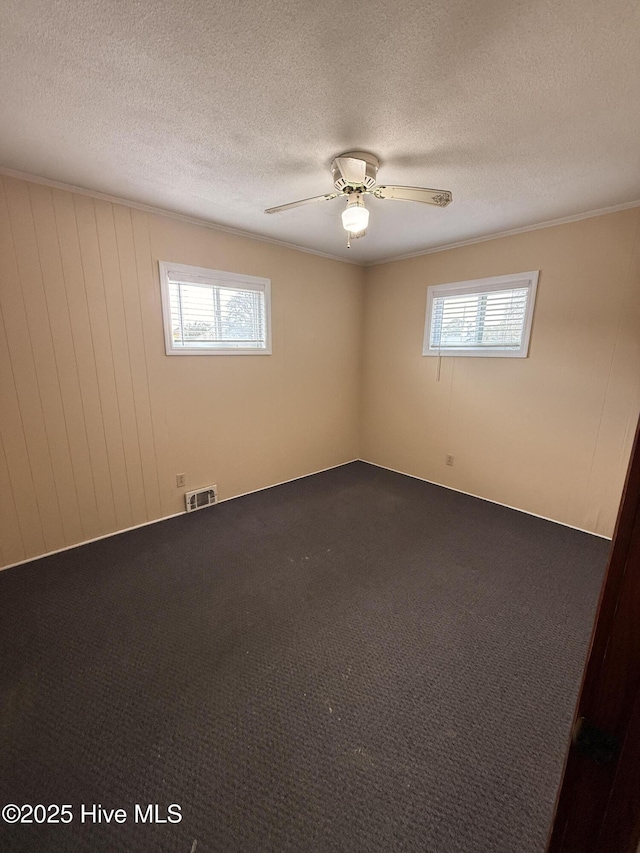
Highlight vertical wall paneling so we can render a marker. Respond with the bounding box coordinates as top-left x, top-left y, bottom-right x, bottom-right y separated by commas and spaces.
0, 360, 27, 564
28, 182, 102, 542
361, 208, 640, 537
0, 435, 20, 565
51, 188, 117, 535
74, 194, 134, 532
0, 178, 66, 553
4, 171, 636, 565
0, 192, 46, 561
112, 205, 162, 521
0, 176, 363, 568
93, 199, 147, 526
581, 215, 640, 533
4, 178, 84, 546
129, 208, 173, 517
